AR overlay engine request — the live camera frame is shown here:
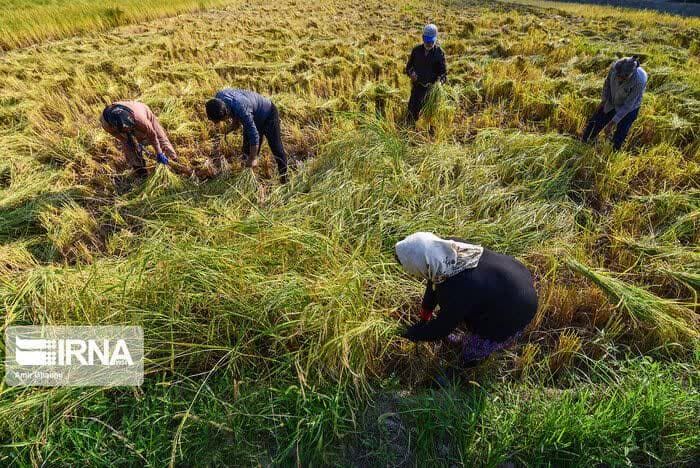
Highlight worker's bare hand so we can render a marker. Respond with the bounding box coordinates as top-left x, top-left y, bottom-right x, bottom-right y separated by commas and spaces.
246, 144, 259, 167
410, 71, 418, 82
